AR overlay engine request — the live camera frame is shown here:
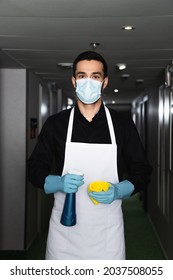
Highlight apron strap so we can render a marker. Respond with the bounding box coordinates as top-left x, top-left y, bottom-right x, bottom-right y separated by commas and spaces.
66, 107, 75, 143
104, 106, 116, 145
66, 106, 116, 144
